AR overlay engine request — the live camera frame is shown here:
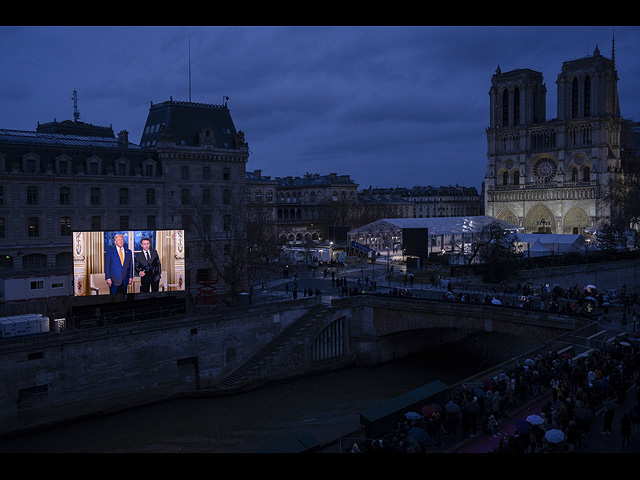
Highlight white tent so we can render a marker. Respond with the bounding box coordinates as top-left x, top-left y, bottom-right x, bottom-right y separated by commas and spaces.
516, 233, 585, 255
526, 239, 551, 257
